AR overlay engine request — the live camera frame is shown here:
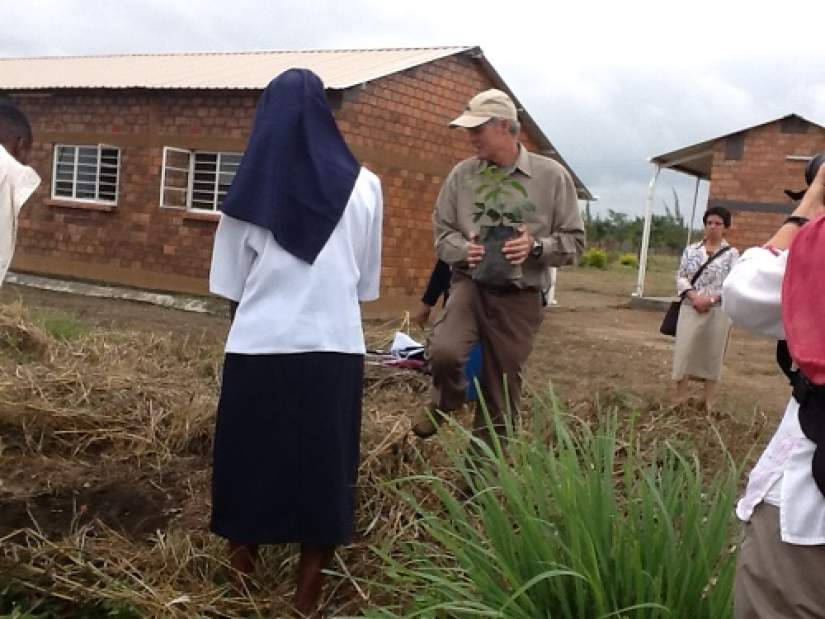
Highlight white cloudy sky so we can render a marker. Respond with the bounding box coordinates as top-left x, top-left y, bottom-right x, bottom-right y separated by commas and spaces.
3, 0, 825, 222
